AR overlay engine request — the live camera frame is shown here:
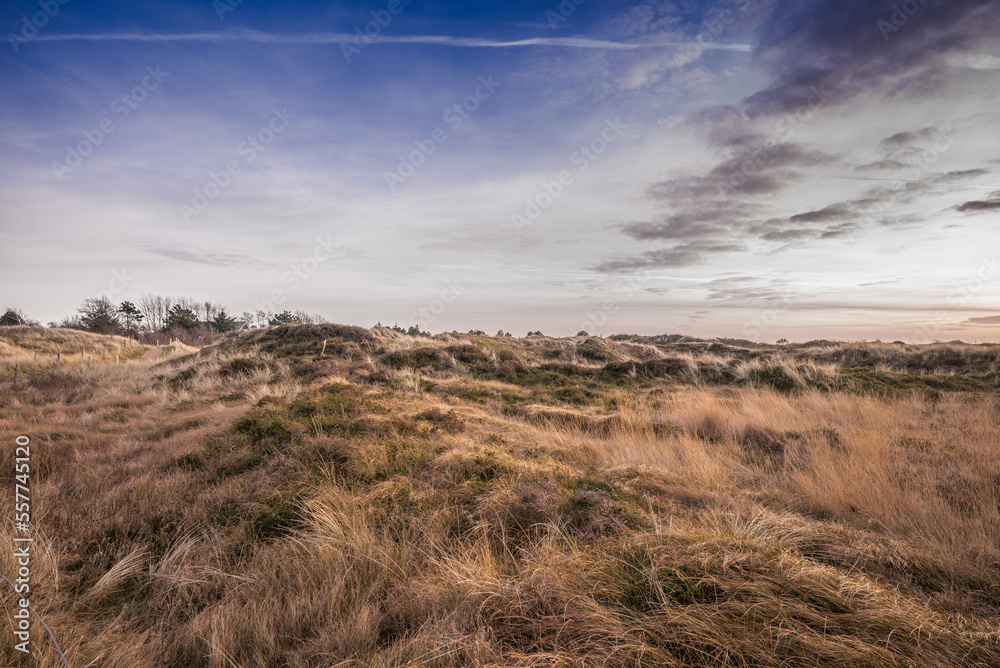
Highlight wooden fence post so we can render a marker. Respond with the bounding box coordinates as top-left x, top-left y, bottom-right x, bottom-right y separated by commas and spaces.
12, 364, 18, 386
56, 353, 61, 372
32, 352, 37, 364
320, 339, 327, 359
116, 354, 120, 364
